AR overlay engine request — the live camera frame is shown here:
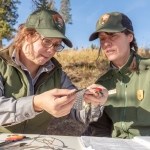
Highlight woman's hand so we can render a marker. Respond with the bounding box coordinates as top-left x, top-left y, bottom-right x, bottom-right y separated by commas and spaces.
33, 88, 76, 117
83, 84, 108, 106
